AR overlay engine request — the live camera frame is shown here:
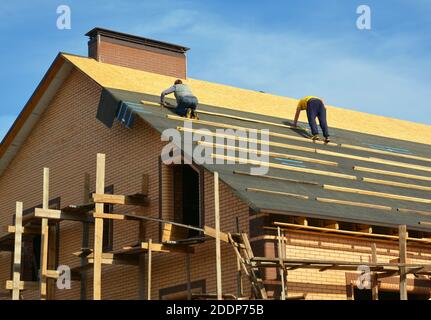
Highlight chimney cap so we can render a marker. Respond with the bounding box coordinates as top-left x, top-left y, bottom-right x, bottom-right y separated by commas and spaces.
85, 27, 190, 53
